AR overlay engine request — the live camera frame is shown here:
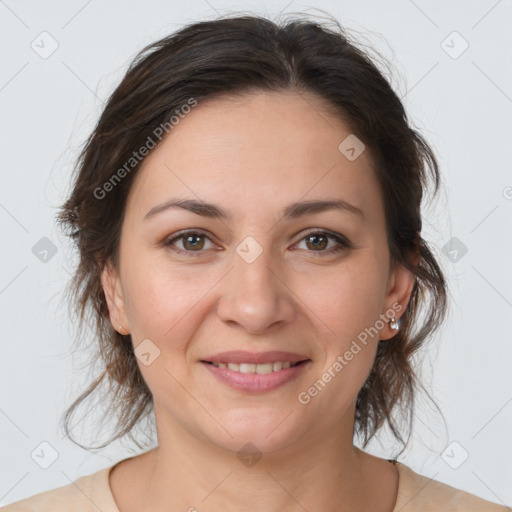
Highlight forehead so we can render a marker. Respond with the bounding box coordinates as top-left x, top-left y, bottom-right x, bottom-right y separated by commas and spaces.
125, 91, 383, 225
